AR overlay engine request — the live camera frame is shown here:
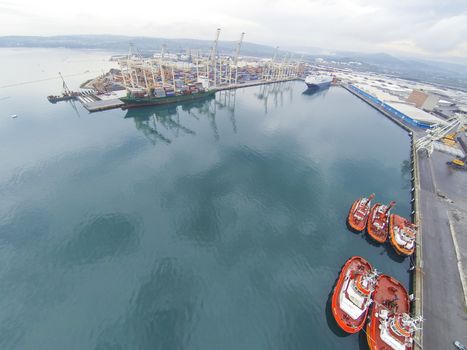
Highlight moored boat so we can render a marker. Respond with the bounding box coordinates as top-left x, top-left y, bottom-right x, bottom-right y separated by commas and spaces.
389, 214, 417, 256
367, 201, 396, 243
366, 274, 421, 350
331, 256, 378, 333
47, 93, 77, 103
120, 88, 216, 109
347, 194, 375, 231
304, 74, 333, 90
